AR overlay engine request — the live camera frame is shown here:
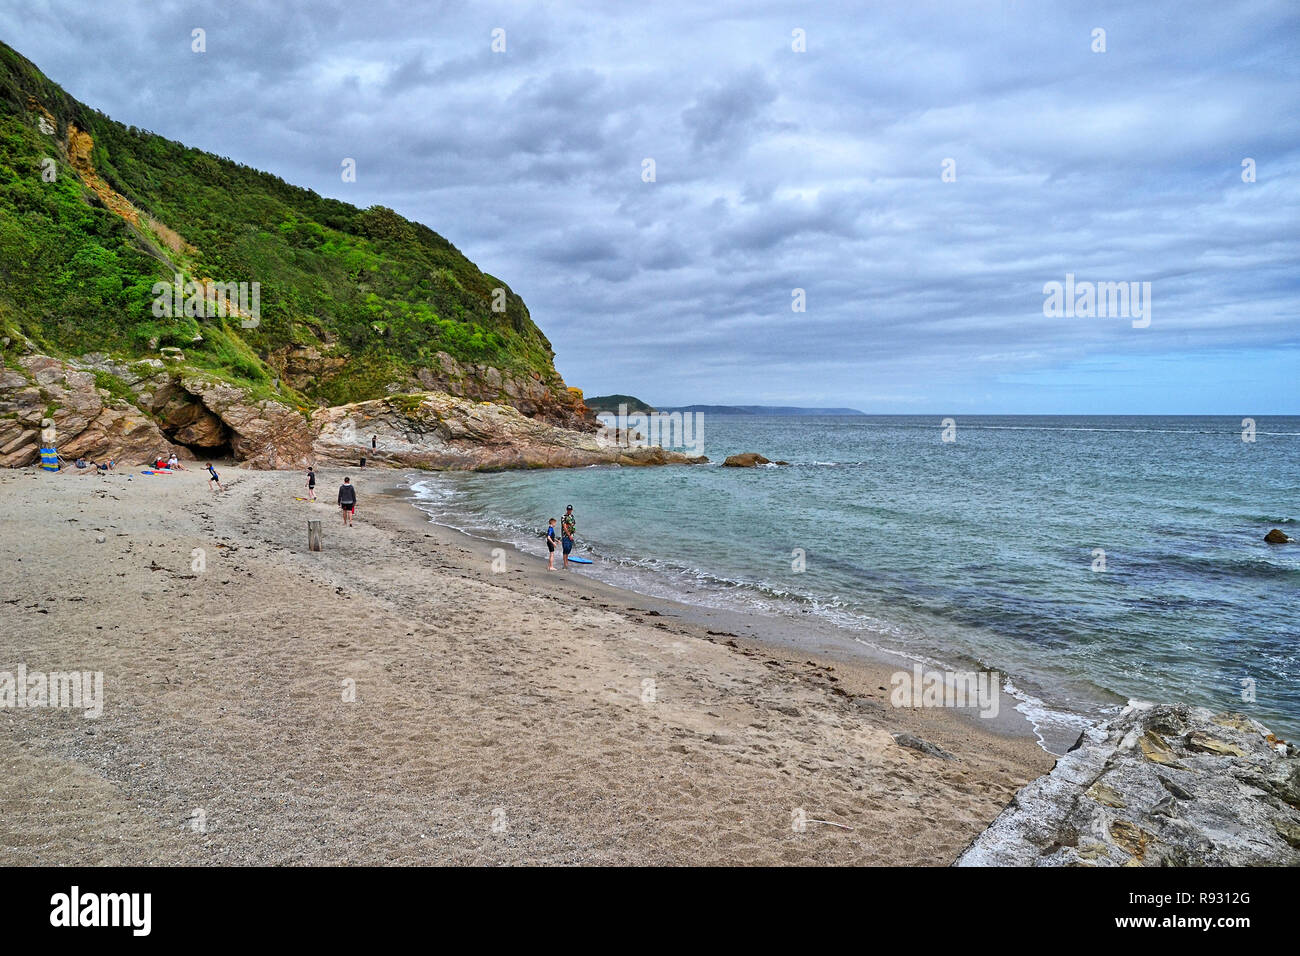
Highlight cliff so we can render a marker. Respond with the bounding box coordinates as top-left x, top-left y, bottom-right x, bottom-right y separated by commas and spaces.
0, 38, 592, 433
